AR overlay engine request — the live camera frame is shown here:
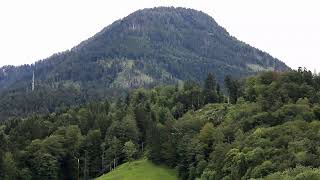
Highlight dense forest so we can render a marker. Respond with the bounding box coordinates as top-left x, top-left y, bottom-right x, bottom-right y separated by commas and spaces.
1, 68, 320, 179
0, 7, 289, 121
